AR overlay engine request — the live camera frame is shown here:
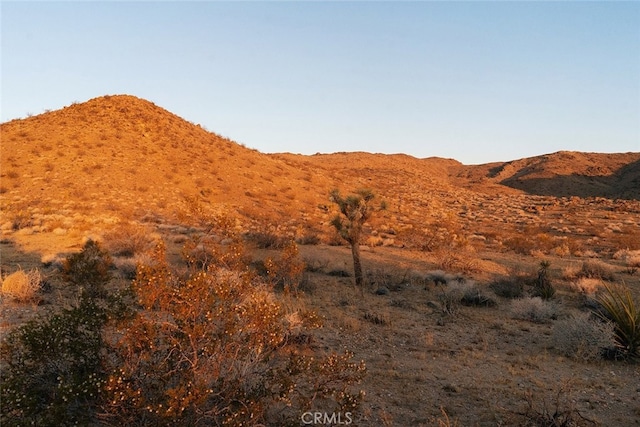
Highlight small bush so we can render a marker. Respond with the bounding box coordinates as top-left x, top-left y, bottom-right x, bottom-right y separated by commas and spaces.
595, 282, 640, 358
552, 312, 615, 361
510, 297, 558, 323
490, 278, 524, 299
569, 277, 604, 295
512, 383, 596, 427
460, 286, 496, 307
296, 232, 321, 245
62, 239, 112, 298
1, 268, 42, 303
363, 311, 389, 326
246, 230, 286, 249
580, 260, 615, 281
0, 298, 107, 426
102, 223, 156, 257
264, 240, 305, 294
438, 282, 473, 315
